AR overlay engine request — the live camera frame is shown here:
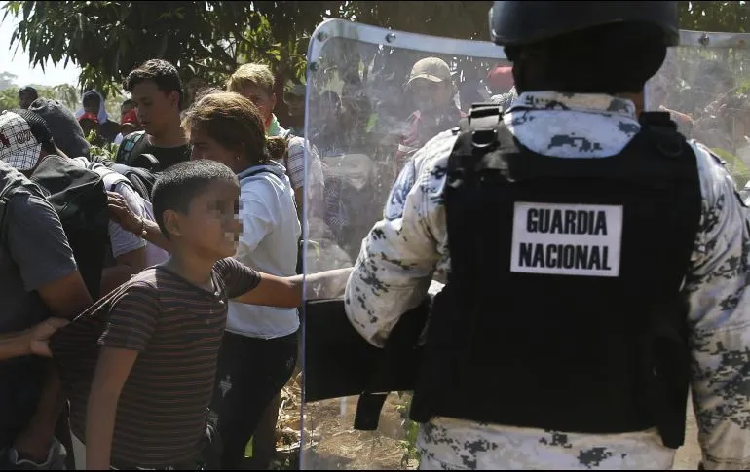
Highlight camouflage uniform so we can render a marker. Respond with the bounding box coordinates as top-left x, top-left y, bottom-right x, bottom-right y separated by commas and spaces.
344, 91, 750, 469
